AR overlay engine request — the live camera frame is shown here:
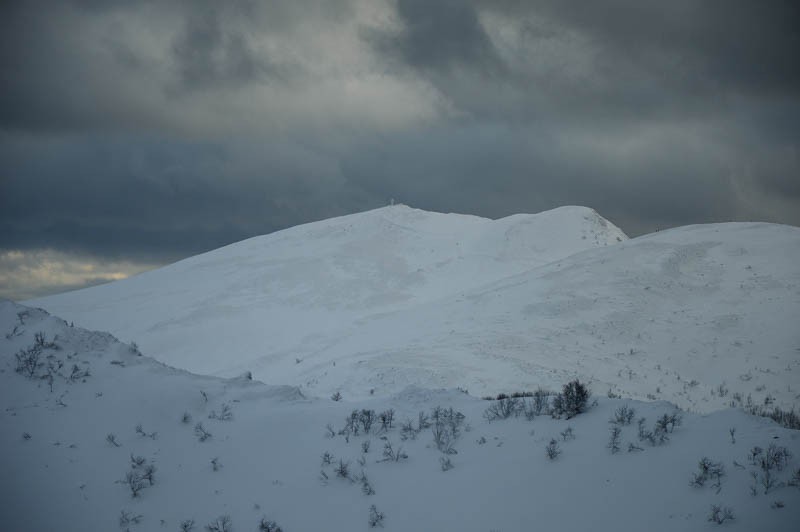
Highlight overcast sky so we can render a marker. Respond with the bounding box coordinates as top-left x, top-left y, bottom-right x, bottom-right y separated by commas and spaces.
1, 0, 798, 300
